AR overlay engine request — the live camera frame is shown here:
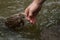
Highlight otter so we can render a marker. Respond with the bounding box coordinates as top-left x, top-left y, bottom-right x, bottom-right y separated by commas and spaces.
5, 13, 26, 30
